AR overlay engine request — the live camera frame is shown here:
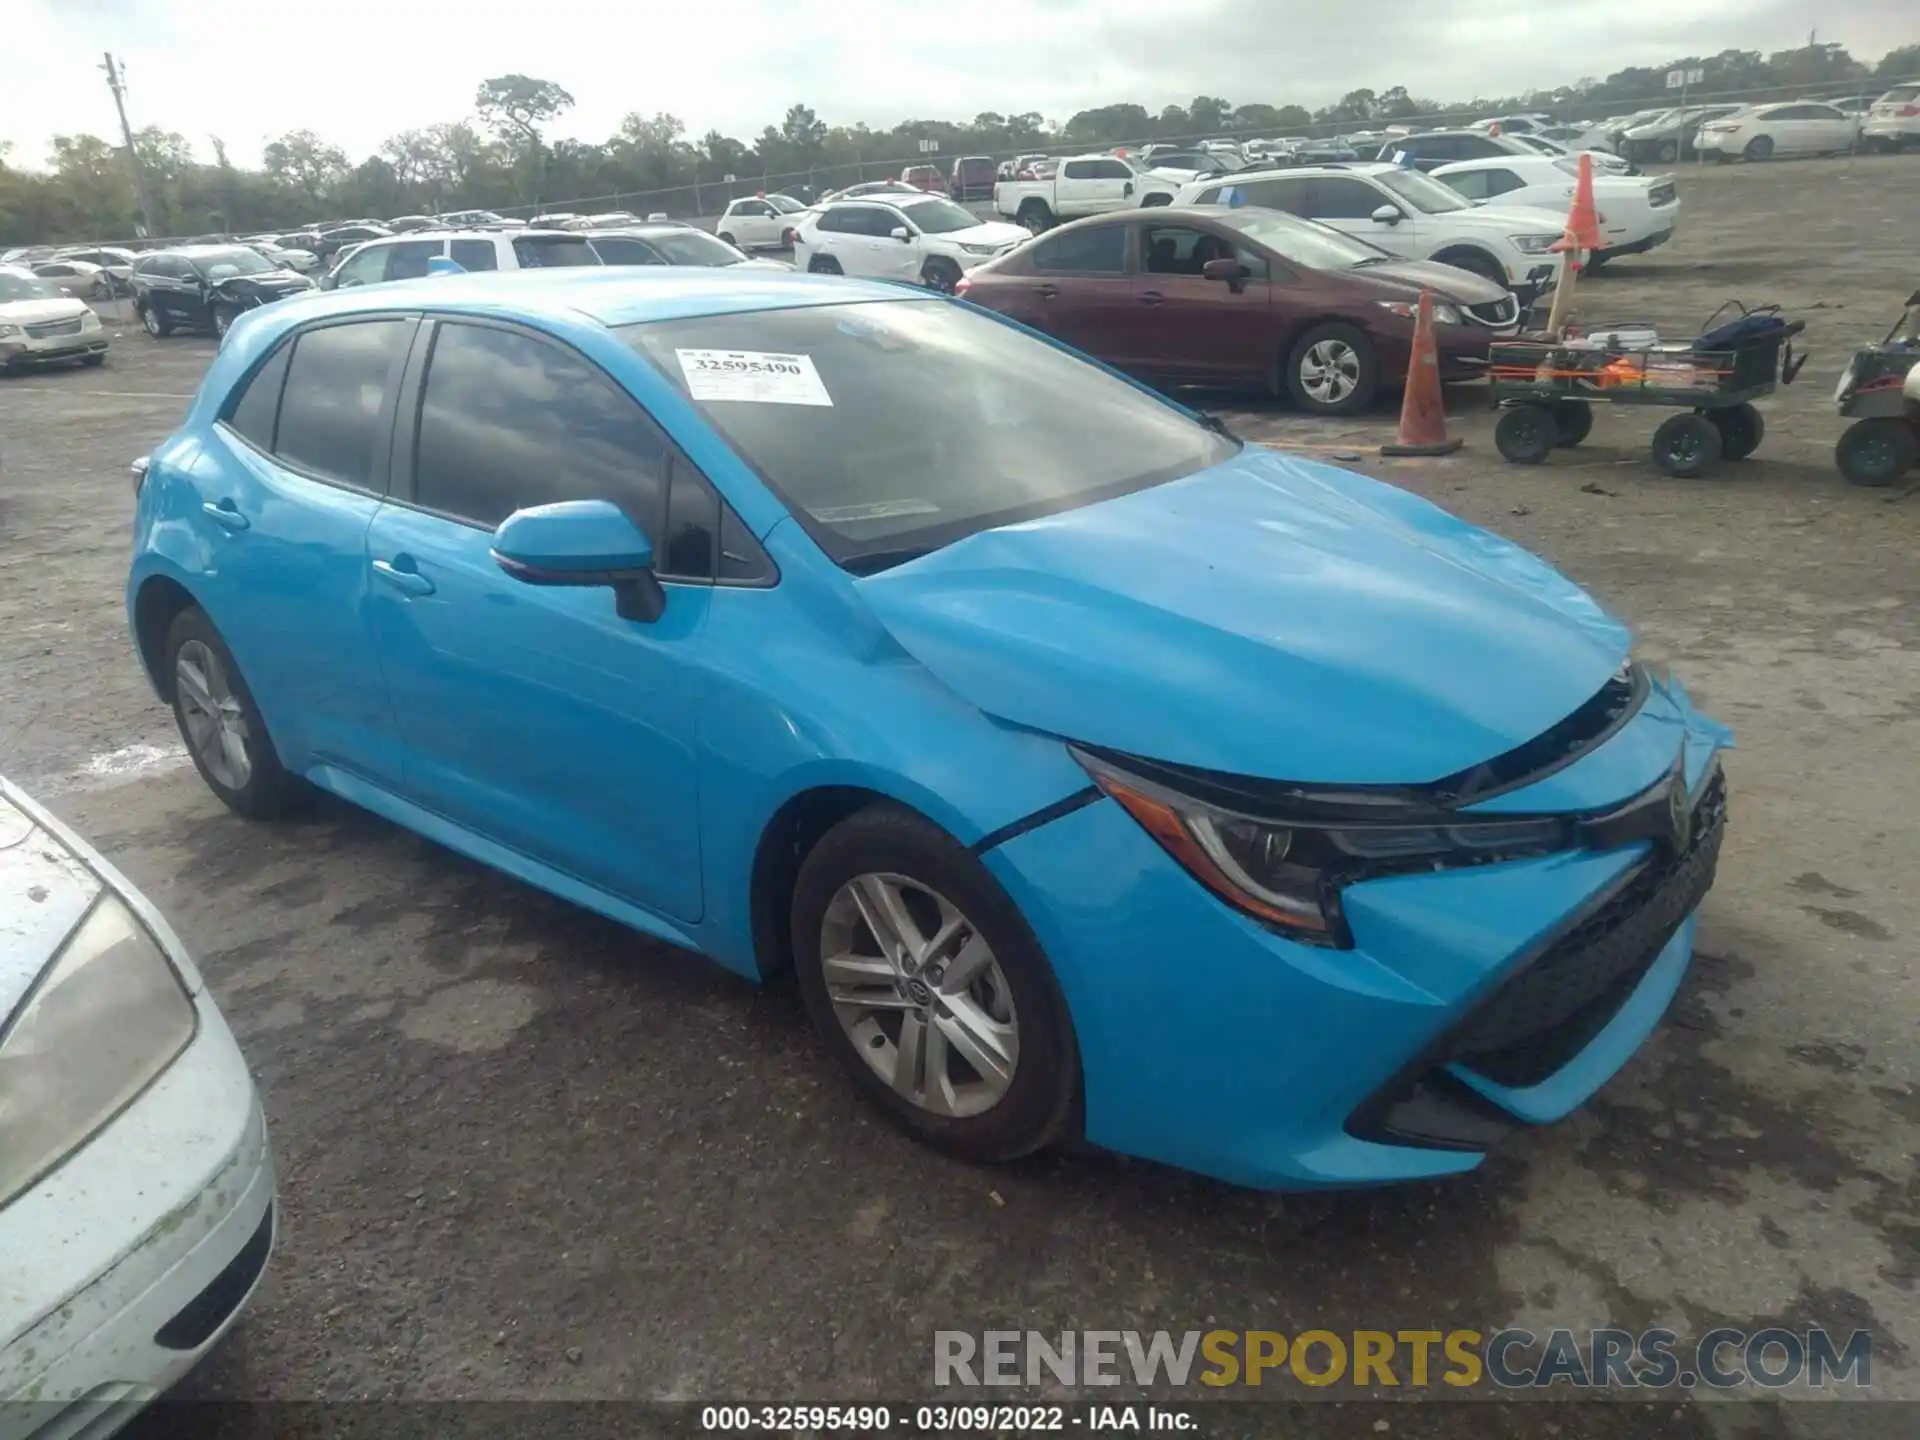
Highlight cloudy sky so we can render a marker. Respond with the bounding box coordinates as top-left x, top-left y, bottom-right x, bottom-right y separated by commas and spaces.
7, 0, 1912, 169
